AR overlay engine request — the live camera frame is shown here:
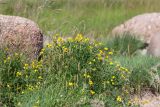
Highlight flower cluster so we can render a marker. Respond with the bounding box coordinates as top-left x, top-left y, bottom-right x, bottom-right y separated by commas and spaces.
42, 34, 132, 106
